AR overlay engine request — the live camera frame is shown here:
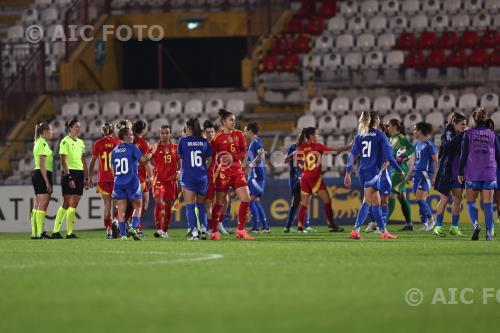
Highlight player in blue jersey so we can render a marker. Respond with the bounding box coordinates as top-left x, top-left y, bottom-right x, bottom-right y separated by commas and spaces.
407, 122, 438, 232
112, 127, 153, 240
244, 122, 270, 233
283, 130, 312, 233
345, 111, 403, 240
178, 118, 212, 240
